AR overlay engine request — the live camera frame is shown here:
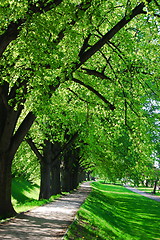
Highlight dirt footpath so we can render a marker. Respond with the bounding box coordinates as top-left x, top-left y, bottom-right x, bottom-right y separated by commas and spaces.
0, 182, 91, 240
